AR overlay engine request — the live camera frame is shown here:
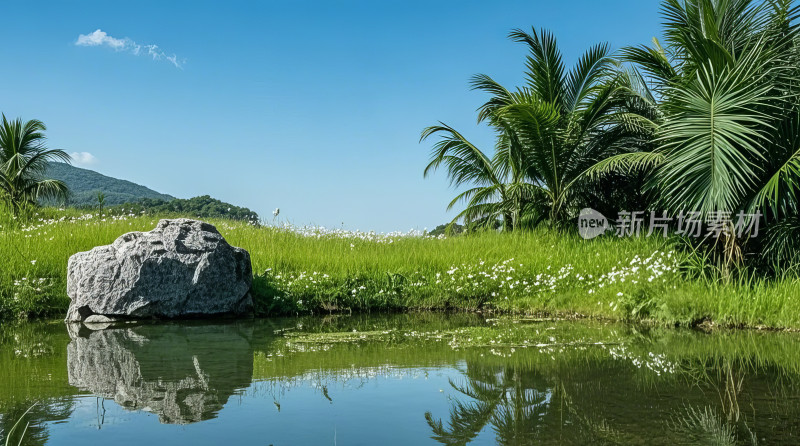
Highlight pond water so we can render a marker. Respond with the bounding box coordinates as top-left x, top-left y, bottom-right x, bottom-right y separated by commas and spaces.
0, 314, 799, 445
